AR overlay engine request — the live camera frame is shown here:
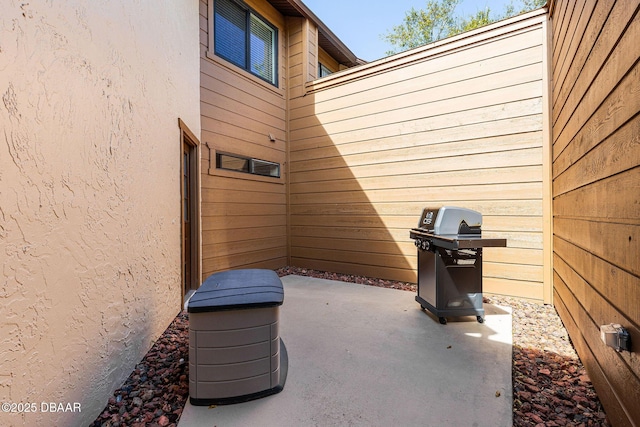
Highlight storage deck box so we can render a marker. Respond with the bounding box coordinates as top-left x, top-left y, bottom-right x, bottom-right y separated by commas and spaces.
188, 269, 286, 405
